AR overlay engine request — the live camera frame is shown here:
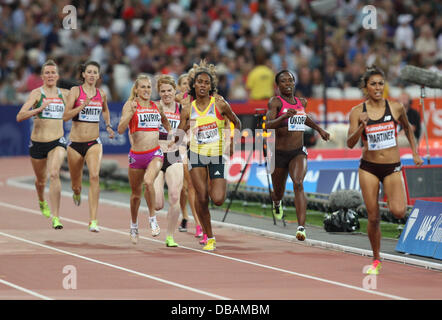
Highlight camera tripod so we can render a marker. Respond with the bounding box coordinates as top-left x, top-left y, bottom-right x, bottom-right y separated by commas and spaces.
222, 110, 286, 227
